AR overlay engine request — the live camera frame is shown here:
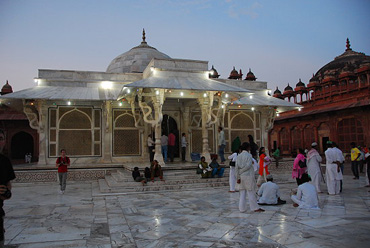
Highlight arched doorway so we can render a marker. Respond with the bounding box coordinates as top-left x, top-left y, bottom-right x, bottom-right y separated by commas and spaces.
318, 122, 330, 152
162, 114, 179, 158
11, 131, 34, 161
